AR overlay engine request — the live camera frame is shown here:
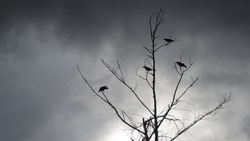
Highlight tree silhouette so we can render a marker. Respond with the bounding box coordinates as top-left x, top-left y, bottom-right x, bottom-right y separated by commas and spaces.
78, 9, 231, 141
